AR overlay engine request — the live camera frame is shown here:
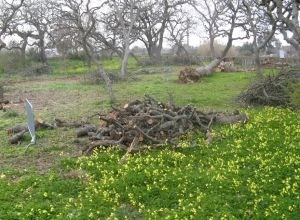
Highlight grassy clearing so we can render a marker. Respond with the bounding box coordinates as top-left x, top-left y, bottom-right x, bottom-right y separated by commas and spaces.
0, 59, 298, 219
